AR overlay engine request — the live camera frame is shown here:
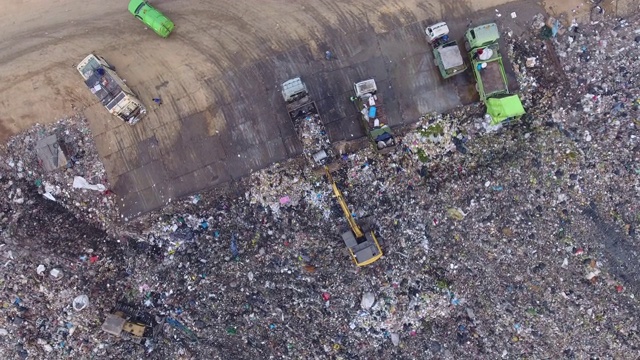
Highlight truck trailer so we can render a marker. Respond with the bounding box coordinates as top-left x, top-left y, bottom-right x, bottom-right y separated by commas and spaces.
352, 79, 396, 153
281, 77, 334, 167
77, 54, 146, 125
464, 23, 525, 125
